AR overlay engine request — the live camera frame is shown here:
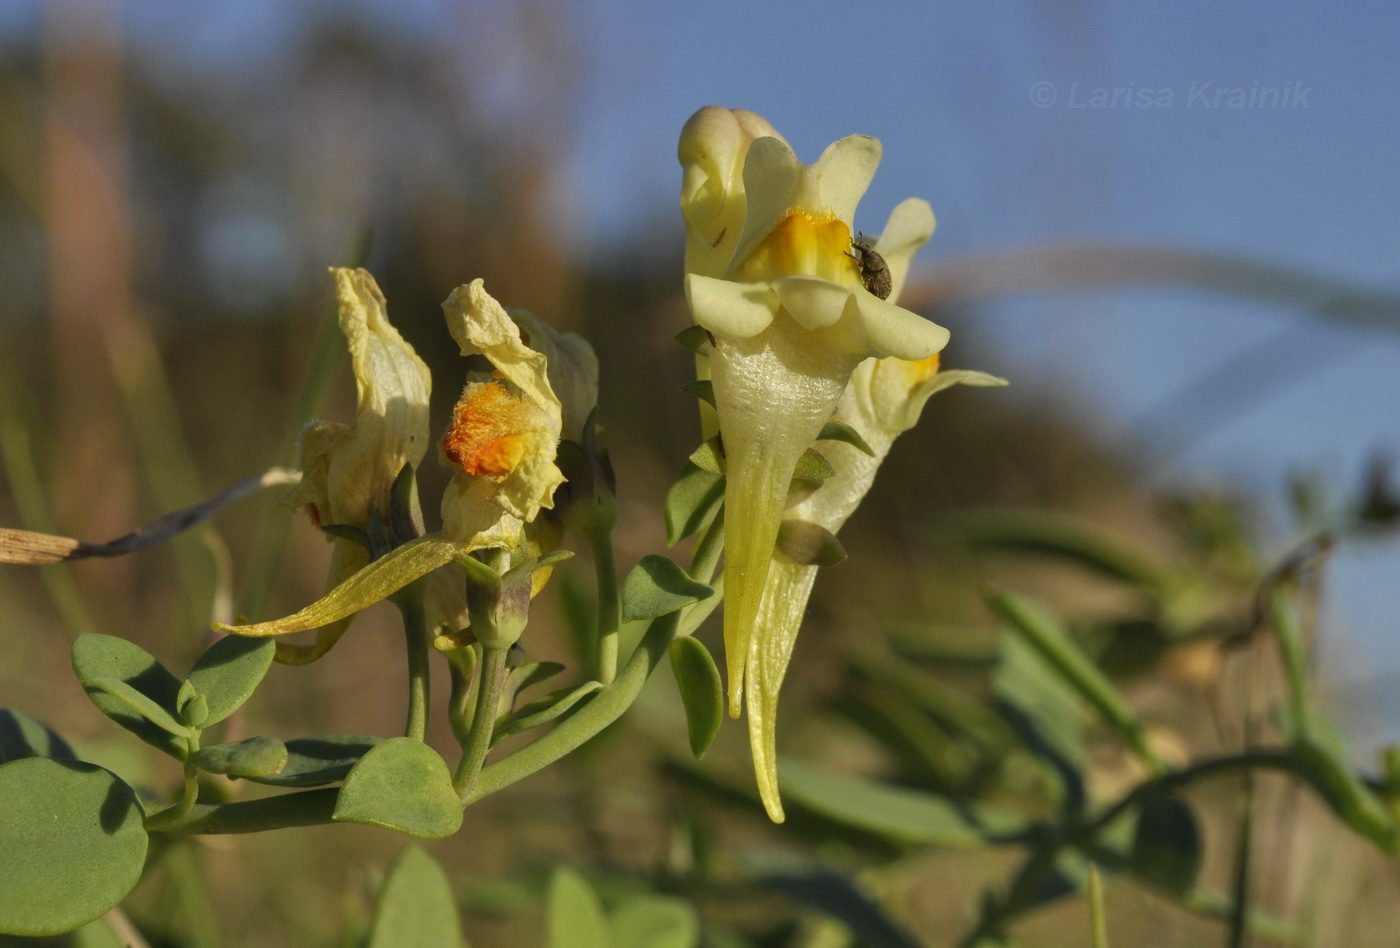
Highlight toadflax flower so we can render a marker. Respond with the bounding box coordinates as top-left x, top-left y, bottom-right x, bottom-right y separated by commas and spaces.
680, 106, 1006, 819
678, 106, 951, 724
217, 276, 596, 649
